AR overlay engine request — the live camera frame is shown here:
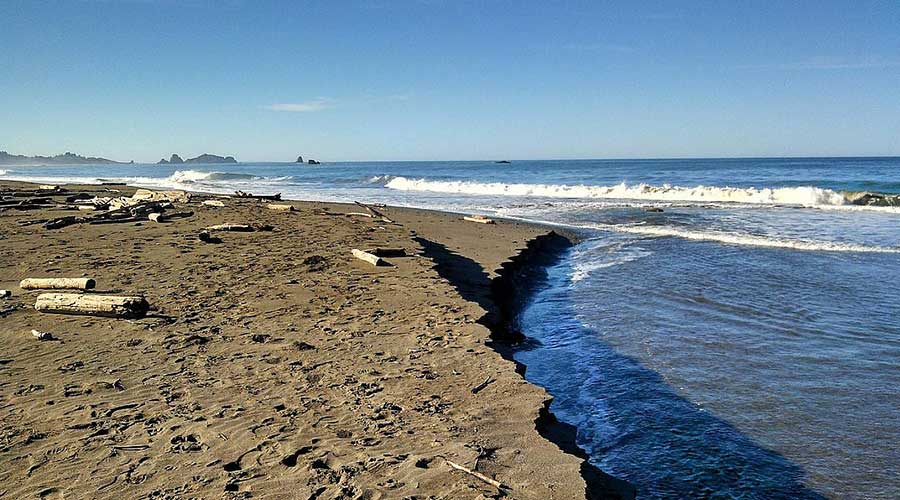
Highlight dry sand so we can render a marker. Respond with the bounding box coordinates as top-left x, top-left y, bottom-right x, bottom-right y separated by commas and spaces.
0, 181, 630, 499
